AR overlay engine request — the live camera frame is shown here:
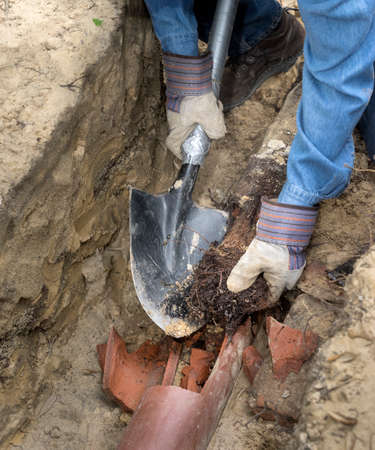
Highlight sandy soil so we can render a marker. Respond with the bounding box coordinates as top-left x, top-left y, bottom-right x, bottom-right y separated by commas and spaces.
0, 0, 121, 199
290, 244, 375, 450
